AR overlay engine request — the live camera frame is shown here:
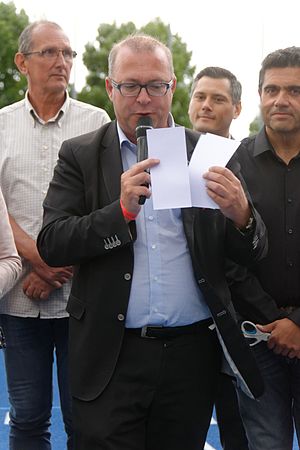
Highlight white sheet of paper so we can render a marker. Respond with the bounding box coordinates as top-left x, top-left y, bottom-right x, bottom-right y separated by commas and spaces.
189, 133, 240, 208
147, 127, 191, 209
147, 129, 240, 210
